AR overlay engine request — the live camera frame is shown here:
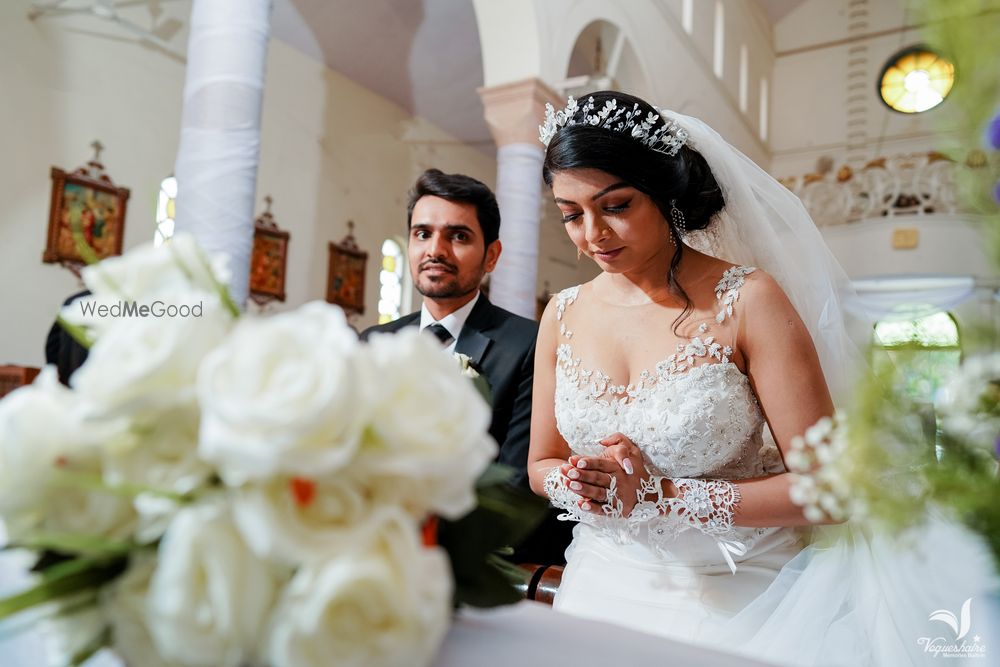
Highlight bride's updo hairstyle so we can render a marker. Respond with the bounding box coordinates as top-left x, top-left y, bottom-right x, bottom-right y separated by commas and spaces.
541, 91, 725, 327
